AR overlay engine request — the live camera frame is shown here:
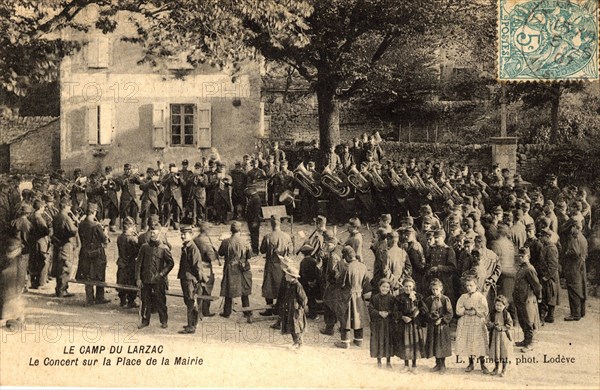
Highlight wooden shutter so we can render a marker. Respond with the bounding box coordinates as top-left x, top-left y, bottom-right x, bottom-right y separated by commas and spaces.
87, 36, 110, 68
196, 102, 211, 148
98, 103, 114, 145
86, 106, 99, 145
152, 102, 168, 148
